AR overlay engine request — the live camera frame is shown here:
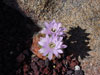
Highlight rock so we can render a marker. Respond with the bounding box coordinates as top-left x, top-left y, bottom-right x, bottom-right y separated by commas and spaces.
75, 65, 80, 70
16, 53, 25, 63
23, 64, 29, 75
66, 70, 74, 75
4, 0, 100, 75
75, 70, 84, 75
